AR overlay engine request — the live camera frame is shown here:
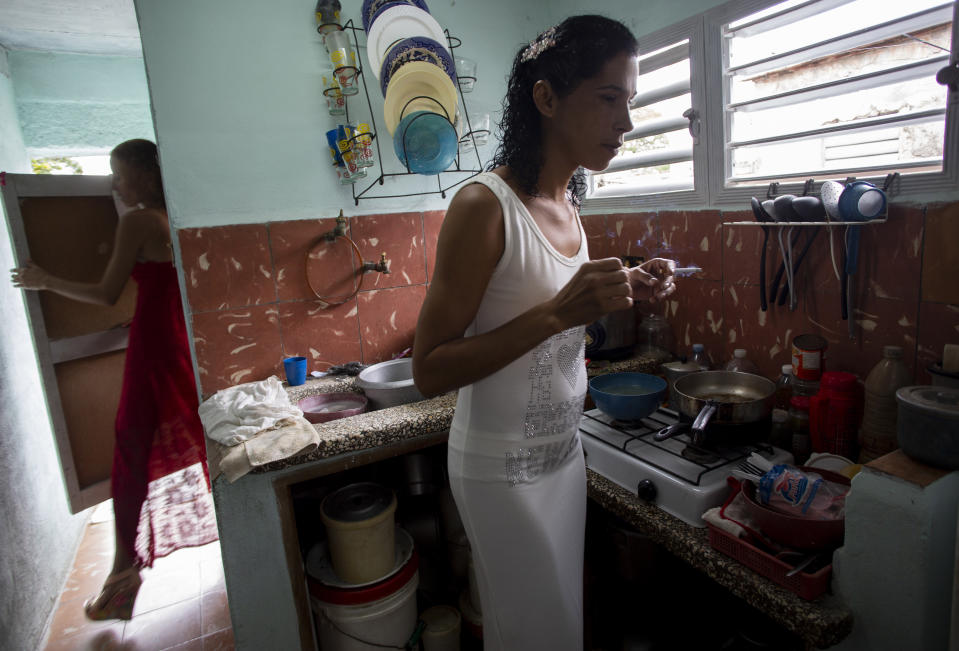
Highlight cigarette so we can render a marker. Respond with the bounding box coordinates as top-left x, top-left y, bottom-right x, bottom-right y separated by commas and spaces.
673, 266, 702, 276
